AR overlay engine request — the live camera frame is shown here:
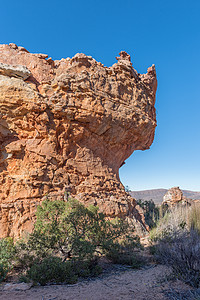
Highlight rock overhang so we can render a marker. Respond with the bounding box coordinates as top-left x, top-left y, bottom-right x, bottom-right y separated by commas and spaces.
0, 43, 157, 238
